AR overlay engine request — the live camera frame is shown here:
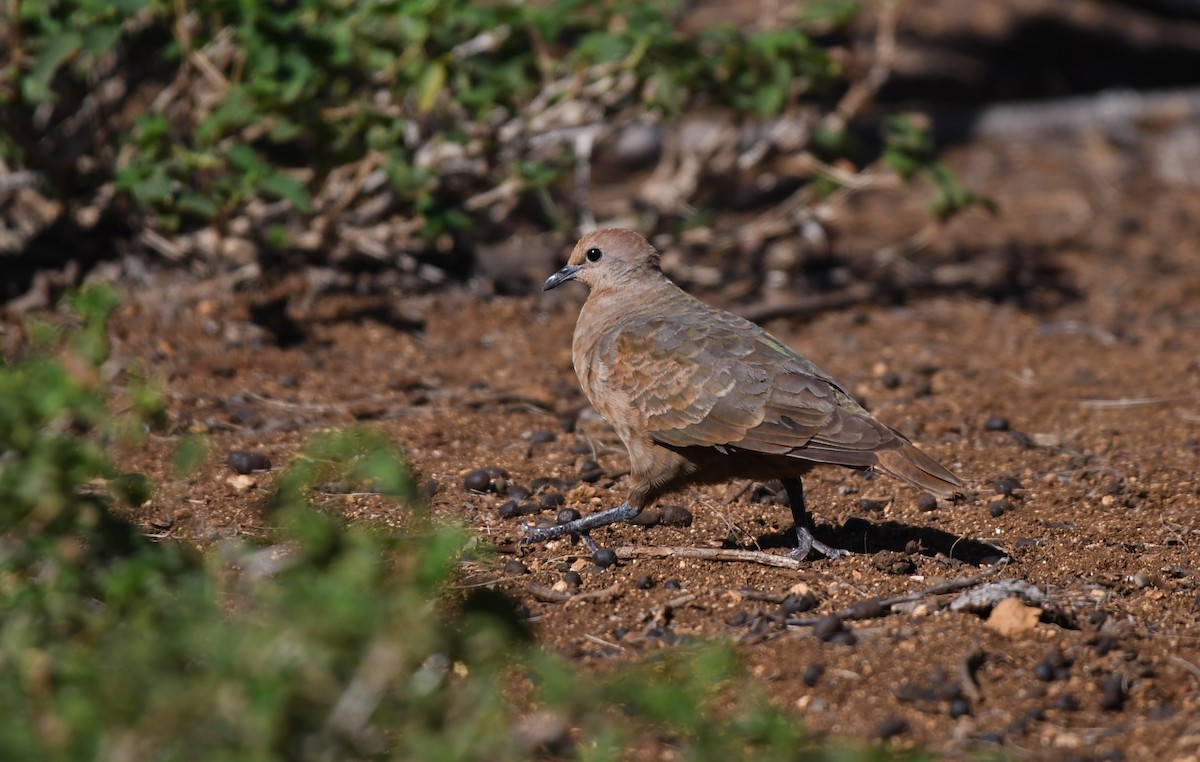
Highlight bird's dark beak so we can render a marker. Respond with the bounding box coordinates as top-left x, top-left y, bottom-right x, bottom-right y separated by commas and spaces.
543, 264, 582, 291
